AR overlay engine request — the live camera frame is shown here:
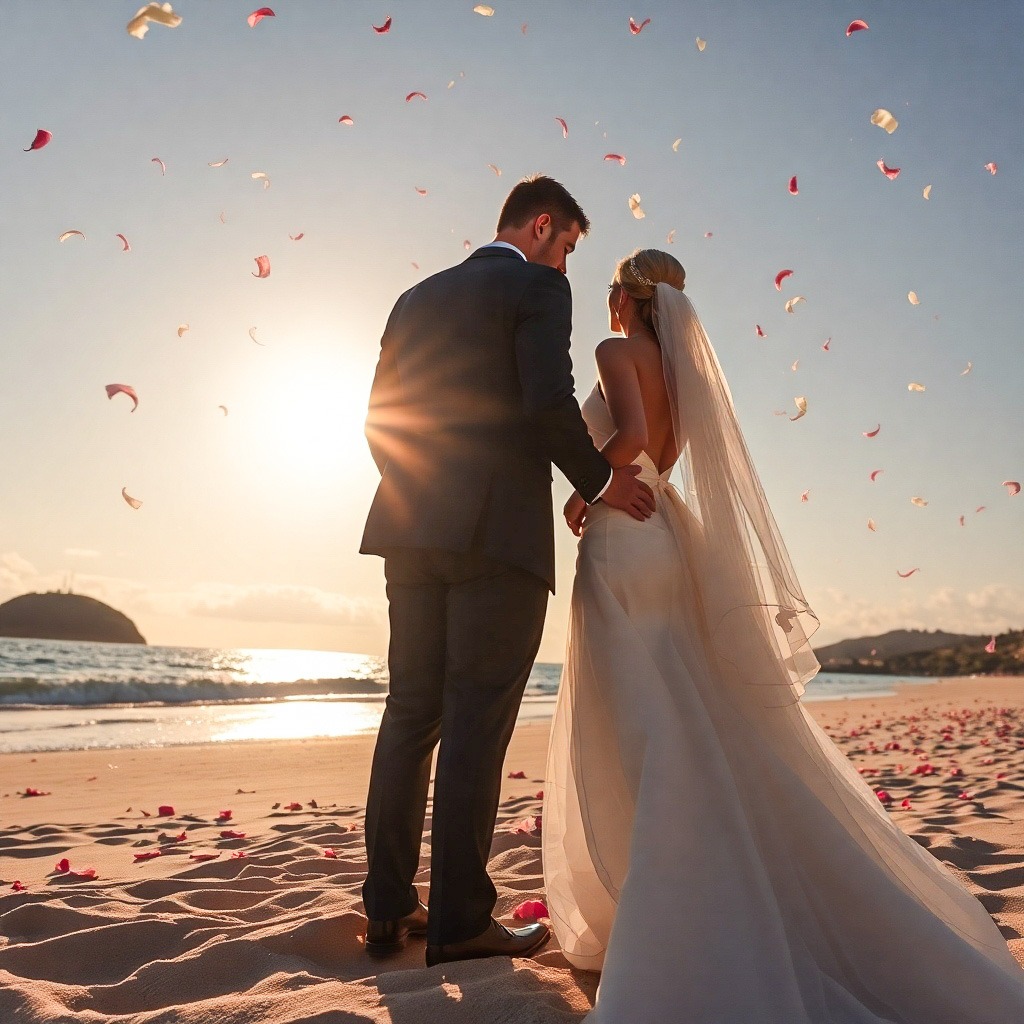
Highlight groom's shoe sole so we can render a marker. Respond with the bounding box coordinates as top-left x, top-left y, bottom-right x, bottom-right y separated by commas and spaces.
364, 901, 429, 958
426, 920, 550, 968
